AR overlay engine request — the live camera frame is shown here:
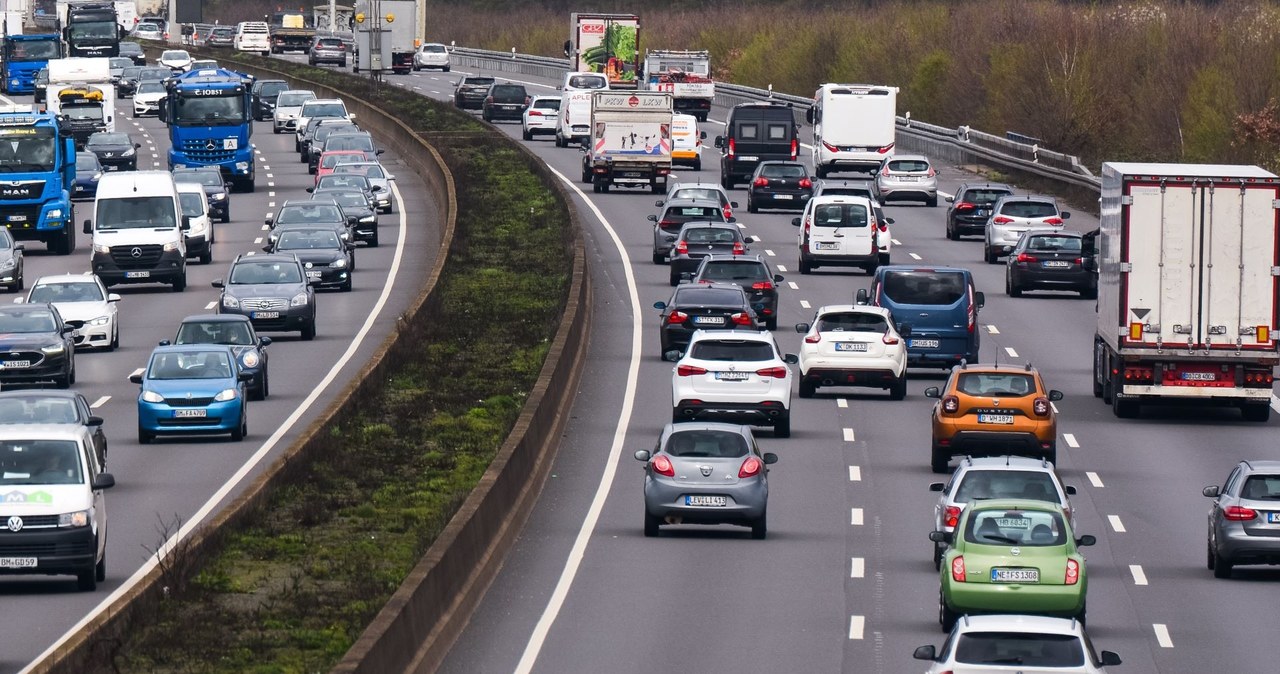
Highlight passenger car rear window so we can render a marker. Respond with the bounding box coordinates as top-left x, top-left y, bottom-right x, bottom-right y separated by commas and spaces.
673, 288, 743, 306
888, 160, 930, 172
956, 373, 1036, 397
954, 633, 1084, 667
963, 188, 1012, 204
1026, 235, 1081, 252
671, 189, 725, 204
817, 312, 887, 333
490, 85, 526, 102
690, 340, 774, 361
1241, 475, 1280, 500
683, 228, 737, 244
880, 270, 966, 305
1000, 201, 1058, 218
965, 509, 1065, 546
666, 430, 748, 458
956, 470, 1058, 502
761, 164, 805, 178
700, 261, 768, 281
813, 203, 868, 228
665, 206, 722, 221
532, 99, 560, 110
